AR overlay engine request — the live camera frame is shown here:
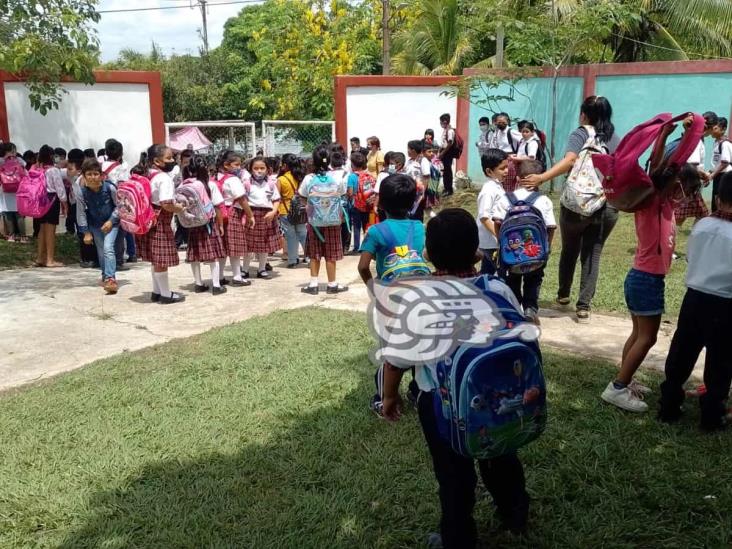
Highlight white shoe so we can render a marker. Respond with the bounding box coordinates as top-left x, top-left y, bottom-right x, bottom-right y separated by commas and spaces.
601, 382, 649, 412
629, 379, 652, 395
